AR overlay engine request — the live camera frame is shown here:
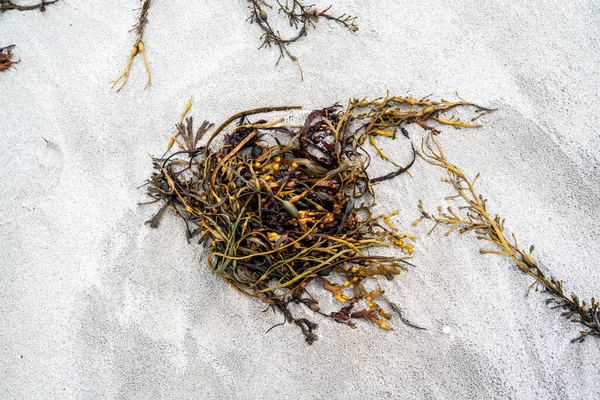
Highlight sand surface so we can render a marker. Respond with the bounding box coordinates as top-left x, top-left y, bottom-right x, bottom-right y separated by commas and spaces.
1, 1, 599, 399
